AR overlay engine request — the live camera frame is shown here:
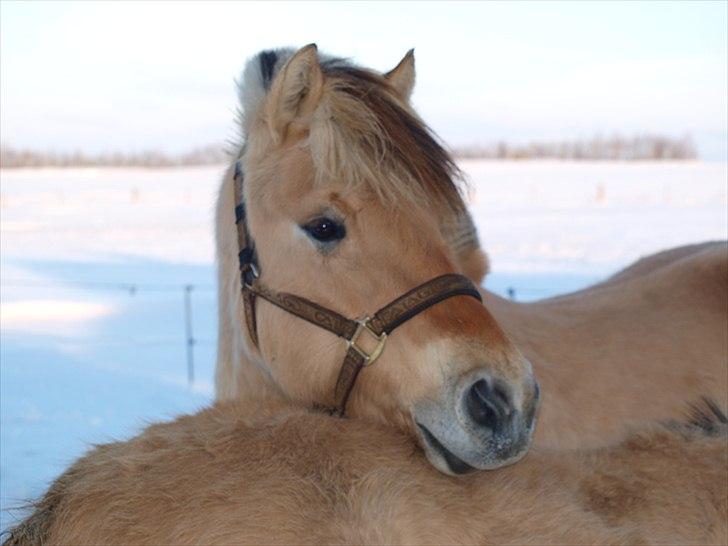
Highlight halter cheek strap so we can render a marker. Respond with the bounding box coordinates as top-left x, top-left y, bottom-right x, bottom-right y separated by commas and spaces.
232, 161, 482, 416
233, 161, 261, 348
